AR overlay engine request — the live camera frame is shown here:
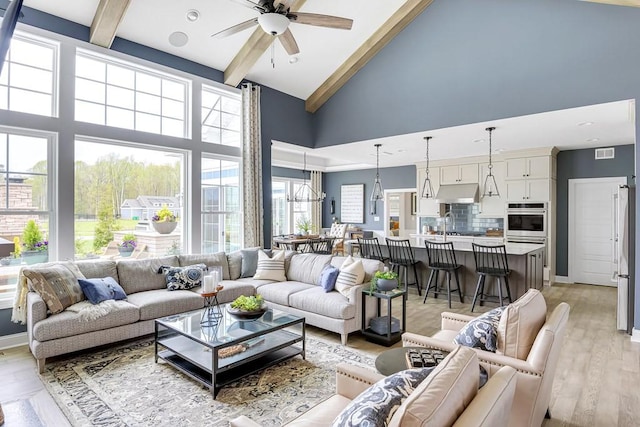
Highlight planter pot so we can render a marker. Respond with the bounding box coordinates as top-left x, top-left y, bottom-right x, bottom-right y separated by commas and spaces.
22, 250, 49, 265
152, 221, 177, 234
118, 247, 134, 257
376, 278, 398, 292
